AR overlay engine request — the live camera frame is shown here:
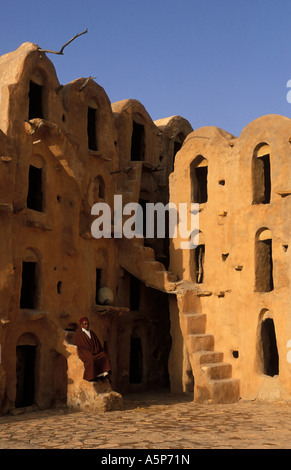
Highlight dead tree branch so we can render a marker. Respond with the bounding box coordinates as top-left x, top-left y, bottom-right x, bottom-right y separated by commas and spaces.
79, 76, 96, 91
39, 28, 88, 55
